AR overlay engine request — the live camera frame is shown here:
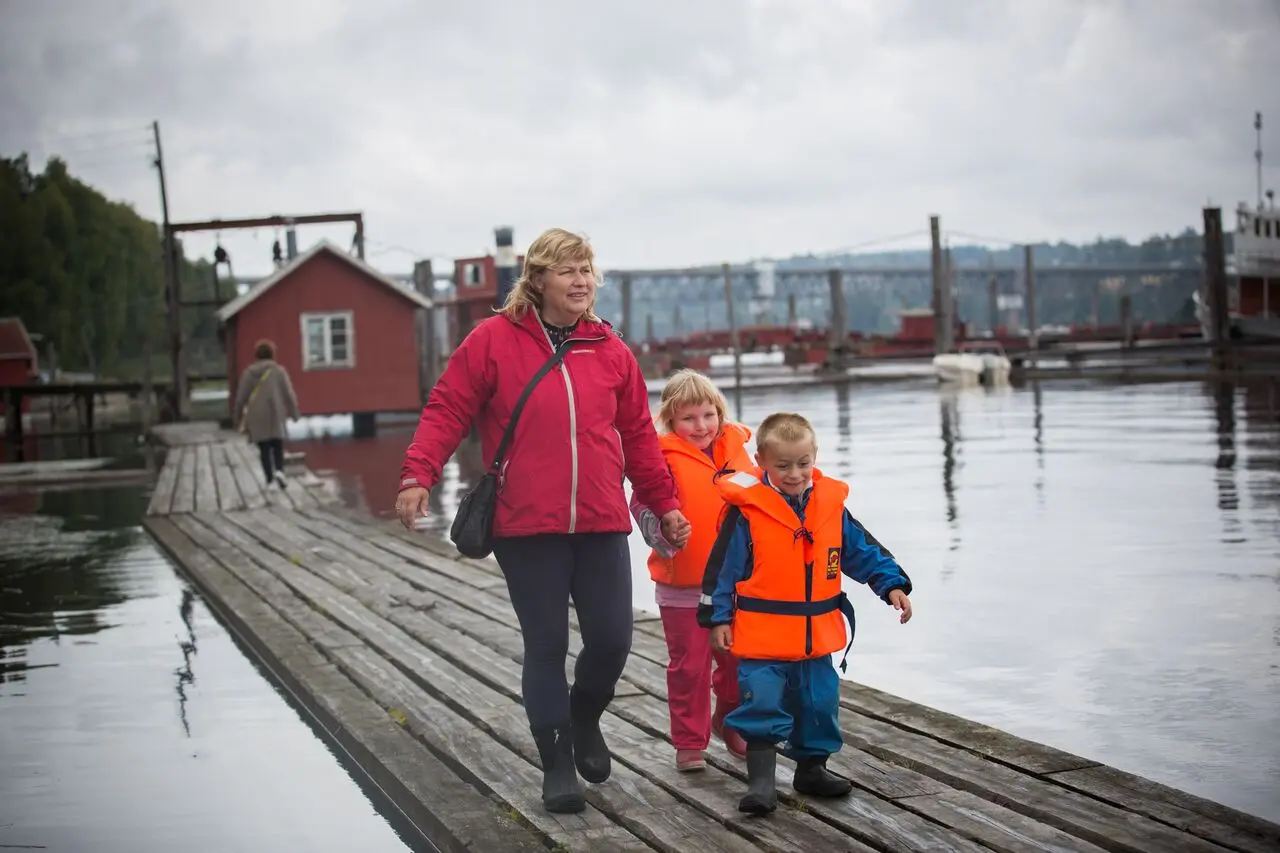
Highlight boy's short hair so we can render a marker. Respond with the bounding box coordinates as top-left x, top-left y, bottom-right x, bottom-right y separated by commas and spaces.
755, 412, 817, 456
254, 339, 276, 360
655, 369, 728, 434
